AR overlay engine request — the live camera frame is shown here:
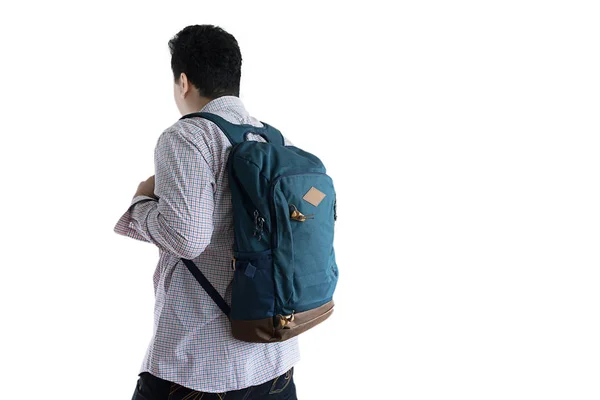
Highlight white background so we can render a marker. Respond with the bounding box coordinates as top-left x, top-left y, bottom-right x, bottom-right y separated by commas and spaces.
1, 1, 599, 399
